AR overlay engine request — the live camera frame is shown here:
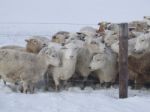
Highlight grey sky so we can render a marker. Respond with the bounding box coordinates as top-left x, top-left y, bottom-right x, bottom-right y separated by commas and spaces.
0, 0, 150, 24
